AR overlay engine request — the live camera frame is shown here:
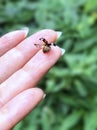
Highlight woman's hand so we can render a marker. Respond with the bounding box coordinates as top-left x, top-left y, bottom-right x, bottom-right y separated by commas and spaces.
0, 28, 62, 129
